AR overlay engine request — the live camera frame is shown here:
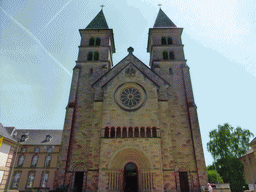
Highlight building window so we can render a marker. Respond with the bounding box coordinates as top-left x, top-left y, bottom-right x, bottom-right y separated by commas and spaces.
128, 127, 133, 138
152, 127, 157, 138
104, 127, 109, 138
169, 52, 175, 60
87, 52, 100, 61
12, 172, 21, 188
134, 127, 139, 137
89, 37, 101, 46
95, 37, 101, 46
161, 37, 167, 45
146, 127, 151, 138
163, 51, 168, 60
94, 51, 99, 61
122, 127, 127, 138
31, 155, 38, 168
162, 51, 175, 60
167, 37, 173, 45
45, 135, 52, 142
89, 37, 94, 46
21, 147, 27, 152
90, 68, 93, 75
47, 146, 53, 153
161, 37, 173, 45
110, 127, 115, 138
41, 172, 49, 188
140, 128, 145, 138
45, 155, 52, 168
17, 155, 25, 167
87, 52, 93, 61
34, 147, 40, 153
116, 127, 121, 137
26, 172, 35, 188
